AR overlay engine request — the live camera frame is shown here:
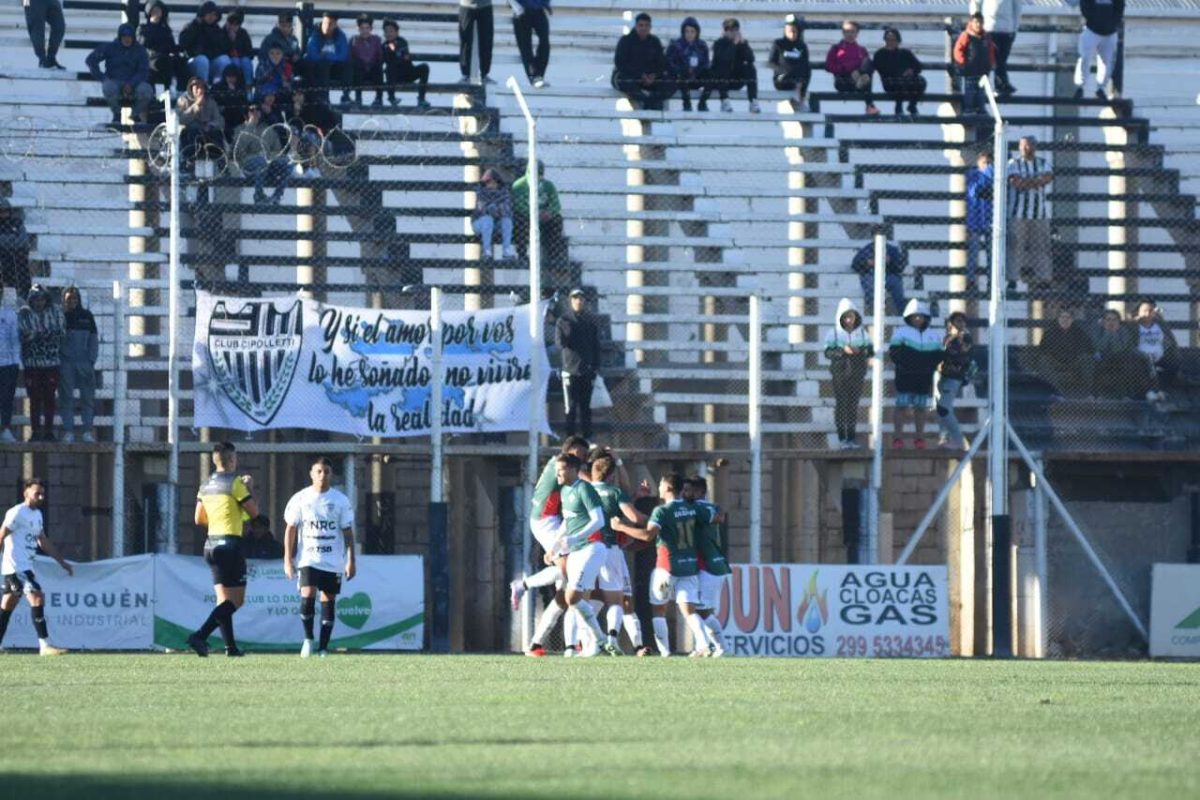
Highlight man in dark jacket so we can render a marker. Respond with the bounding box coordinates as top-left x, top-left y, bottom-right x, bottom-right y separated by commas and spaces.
612, 13, 673, 110
260, 12, 301, 66
710, 18, 759, 113
179, 1, 225, 83
59, 286, 99, 443
512, 0, 551, 87
851, 240, 907, 315
555, 289, 600, 439
1036, 308, 1095, 397
86, 24, 155, 126
1073, 0, 1124, 100
0, 201, 32, 299
768, 14, 811, 111
139, 1, 188, 92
